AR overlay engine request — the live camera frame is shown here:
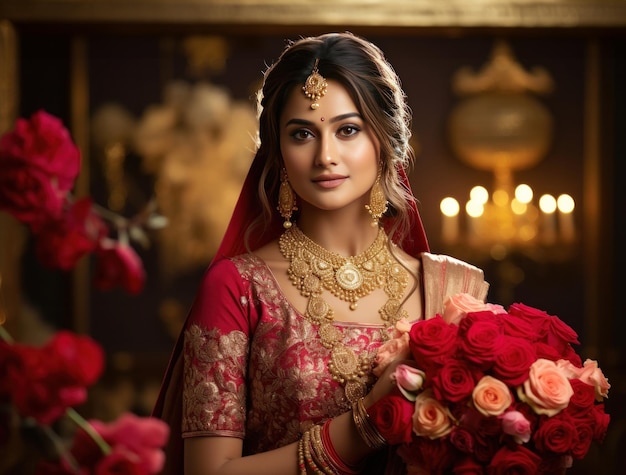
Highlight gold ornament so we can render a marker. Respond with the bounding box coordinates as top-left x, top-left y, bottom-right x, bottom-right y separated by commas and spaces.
278, 168, 297, 228
365, 171, 388, 227
279, 224, 409, 404
302, 59, 327, 110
